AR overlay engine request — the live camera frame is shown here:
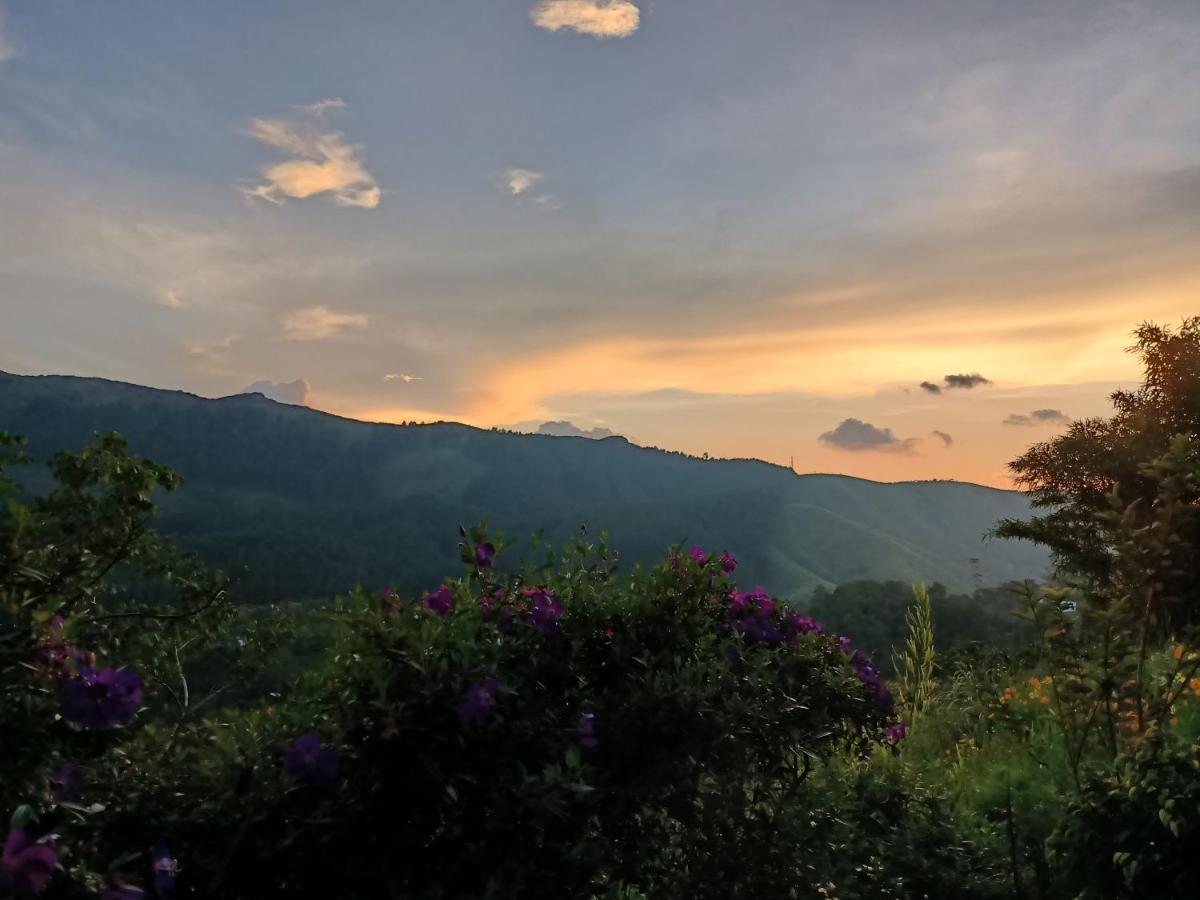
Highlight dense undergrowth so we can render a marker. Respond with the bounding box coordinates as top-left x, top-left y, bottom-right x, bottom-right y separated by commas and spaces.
3, 318, 1200, 899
